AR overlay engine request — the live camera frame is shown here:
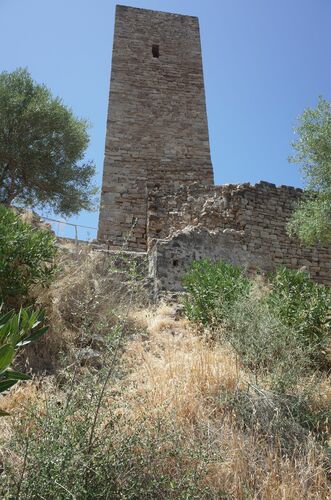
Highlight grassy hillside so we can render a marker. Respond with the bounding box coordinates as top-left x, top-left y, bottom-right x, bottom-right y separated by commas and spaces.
0, 239, 330, 498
